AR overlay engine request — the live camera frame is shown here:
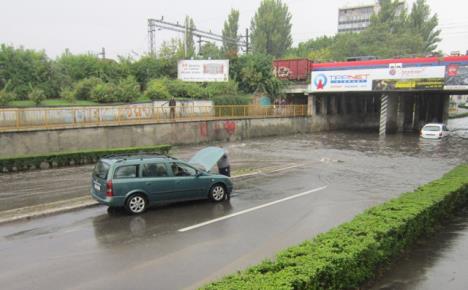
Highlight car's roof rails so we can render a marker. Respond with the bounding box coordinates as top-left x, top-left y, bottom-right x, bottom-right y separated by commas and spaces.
101, 152, 177, 161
